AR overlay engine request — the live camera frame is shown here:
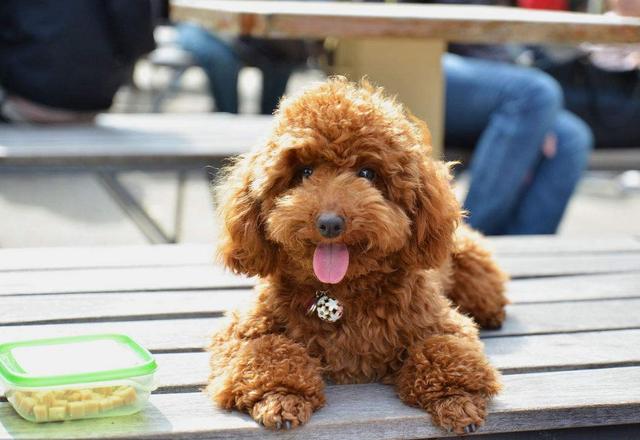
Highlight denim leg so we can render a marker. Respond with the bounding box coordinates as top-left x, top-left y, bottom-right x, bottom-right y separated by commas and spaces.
260, 63, 294, 115
444, 54, 563, 235
503, 110, 593, 234
176, 23, 241, 113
